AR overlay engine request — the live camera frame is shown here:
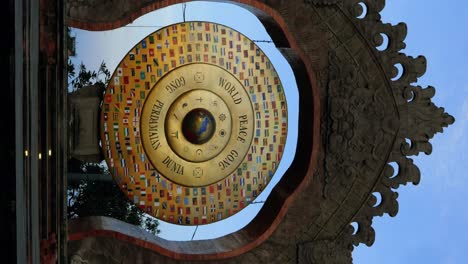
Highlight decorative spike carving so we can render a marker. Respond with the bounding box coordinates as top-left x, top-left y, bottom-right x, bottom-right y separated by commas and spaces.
305, 0, 455, 253
399, 85, 455, 156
